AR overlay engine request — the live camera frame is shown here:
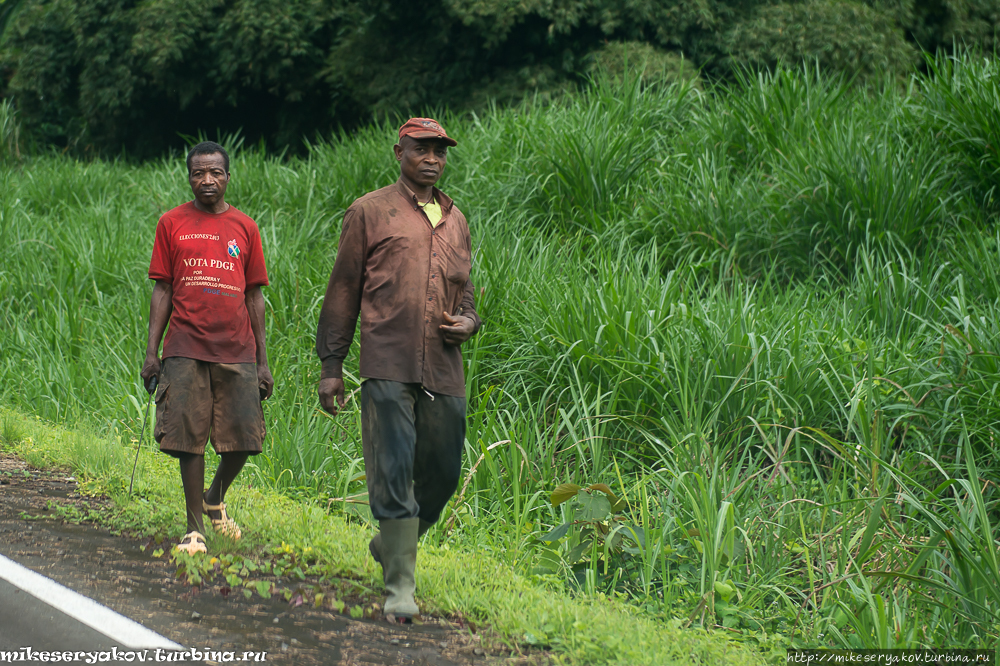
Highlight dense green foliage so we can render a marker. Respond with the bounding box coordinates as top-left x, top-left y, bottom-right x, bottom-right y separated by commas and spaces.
0, 0, 997, 154
2, 51, 1000, 653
